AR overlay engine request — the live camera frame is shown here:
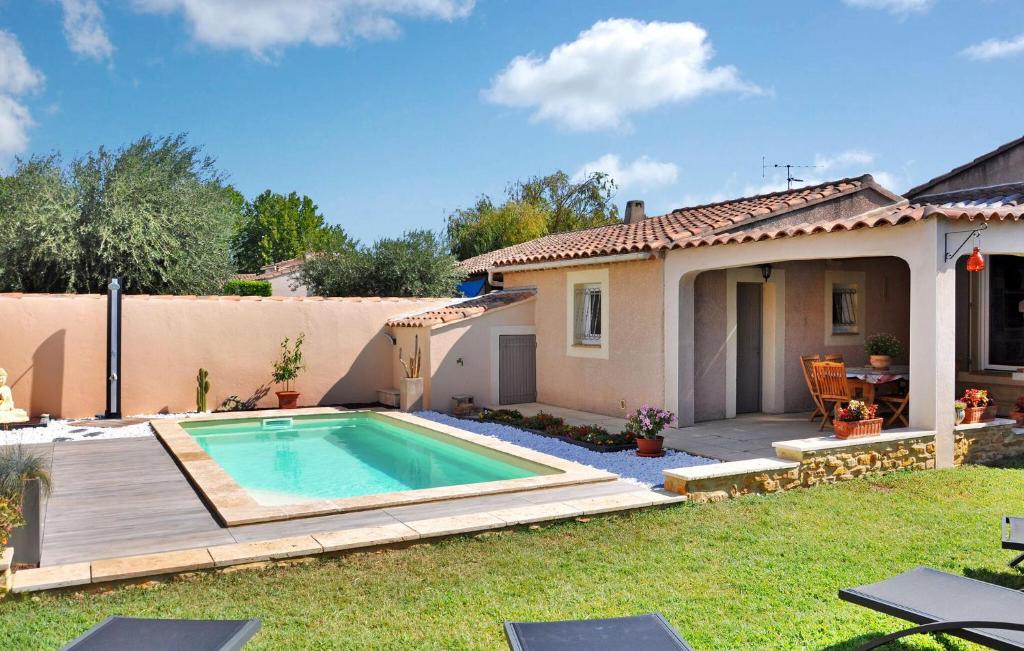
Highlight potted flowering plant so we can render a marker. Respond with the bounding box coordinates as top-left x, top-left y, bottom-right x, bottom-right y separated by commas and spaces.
960, 388, 995, 424
272, 334, 305, 409
865, 333, 902, 370
834, 400, 882, 439
625, 405, 675, 457
1011, 396, 1024, 427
